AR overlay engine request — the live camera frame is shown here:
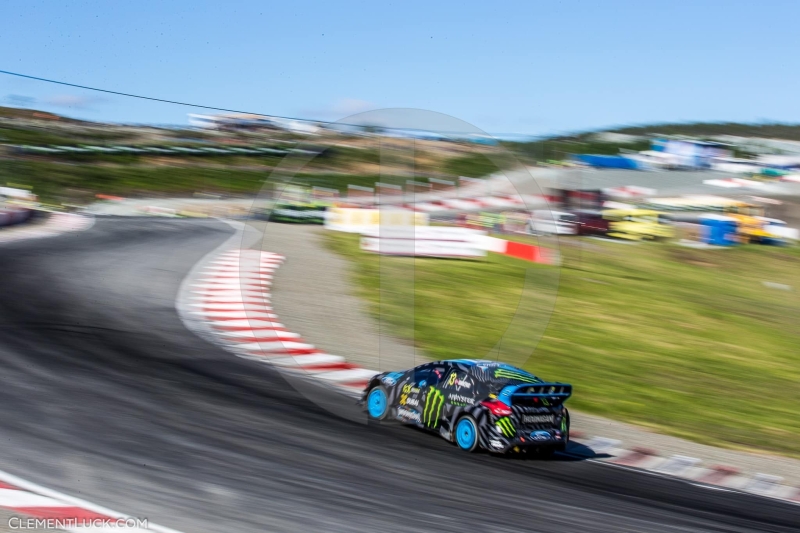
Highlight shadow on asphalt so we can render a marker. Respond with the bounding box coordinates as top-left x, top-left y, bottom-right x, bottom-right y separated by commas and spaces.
565, 440, 604, 459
